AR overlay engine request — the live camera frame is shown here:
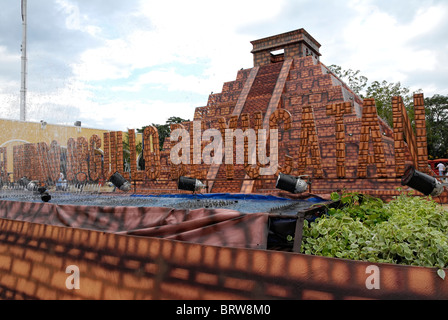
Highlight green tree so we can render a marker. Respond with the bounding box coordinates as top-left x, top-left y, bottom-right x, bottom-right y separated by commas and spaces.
365, 80, 417, 128
328, 65, 448, 159
328, 65, 419, 128
328, 65, 368, 96
424, 94, 448, 159
122, 132, 143, 172
138, 116, 190, 150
